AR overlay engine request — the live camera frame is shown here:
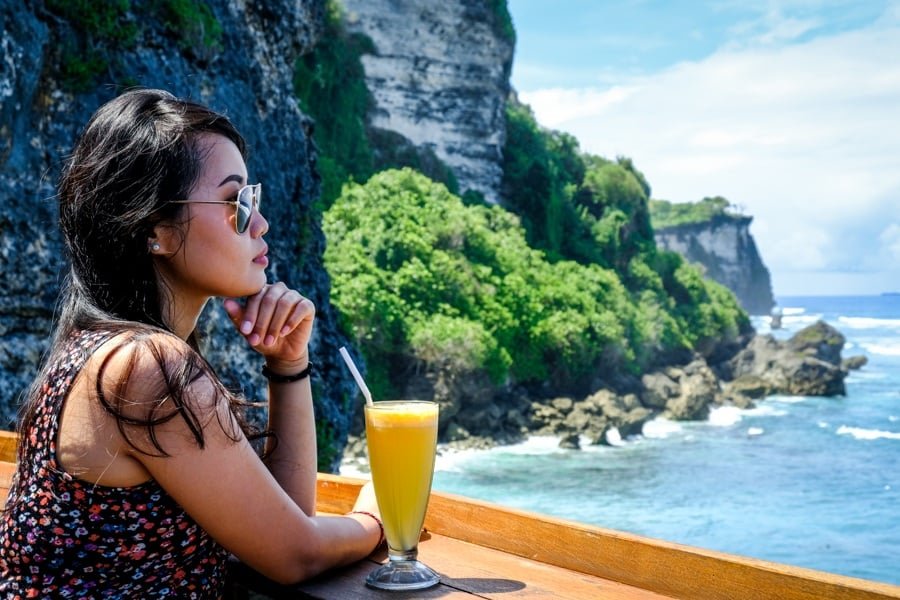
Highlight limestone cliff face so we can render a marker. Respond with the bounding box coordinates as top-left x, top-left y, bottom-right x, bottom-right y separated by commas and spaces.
655, 215, 775, 315
0, 0, 356, 469
340, 0, 514, 203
